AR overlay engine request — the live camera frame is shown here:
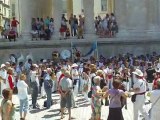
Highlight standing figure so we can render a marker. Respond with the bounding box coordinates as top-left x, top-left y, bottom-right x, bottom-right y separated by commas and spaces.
131, 69, 149, 120
11, 17, 19, 37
